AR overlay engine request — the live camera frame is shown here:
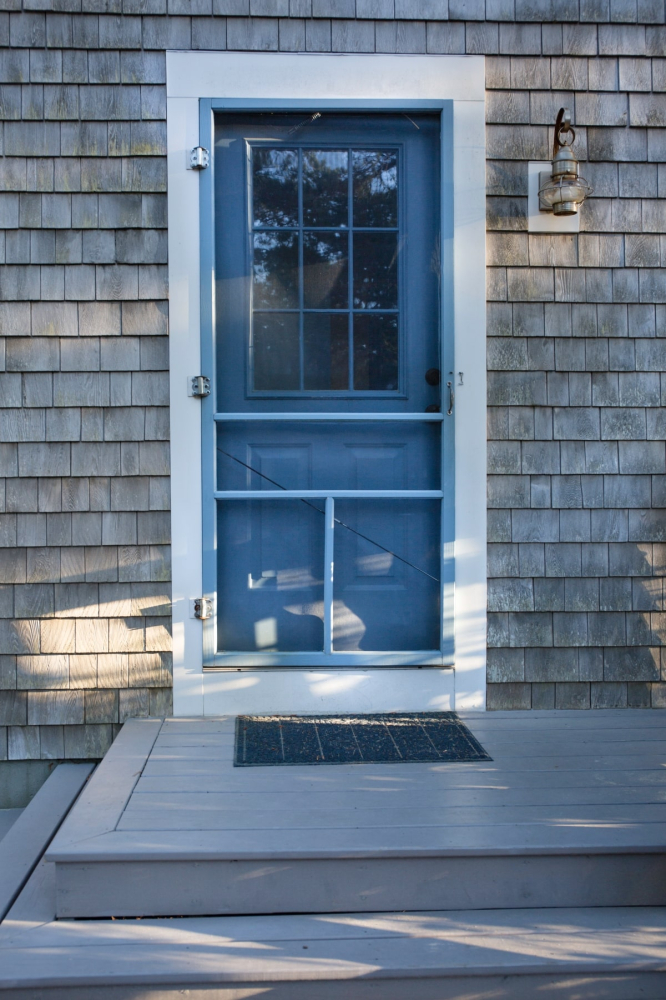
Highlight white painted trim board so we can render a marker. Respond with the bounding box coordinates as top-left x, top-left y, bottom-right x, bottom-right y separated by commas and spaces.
166, 53, 487, 715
